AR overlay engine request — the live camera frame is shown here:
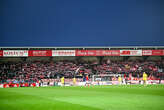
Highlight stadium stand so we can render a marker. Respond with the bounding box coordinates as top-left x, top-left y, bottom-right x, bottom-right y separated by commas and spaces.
0, 57, 164, 85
